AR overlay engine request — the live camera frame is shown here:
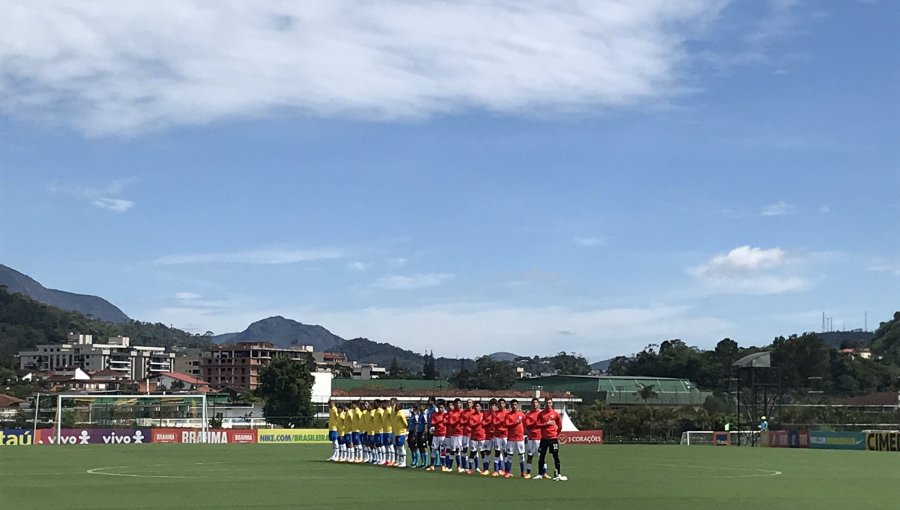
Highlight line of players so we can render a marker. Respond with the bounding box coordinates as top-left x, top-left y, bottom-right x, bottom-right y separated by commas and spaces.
327, 396, 566, 481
